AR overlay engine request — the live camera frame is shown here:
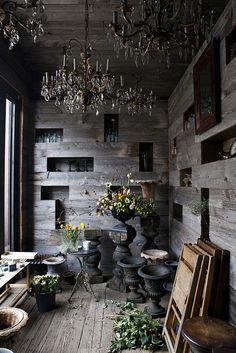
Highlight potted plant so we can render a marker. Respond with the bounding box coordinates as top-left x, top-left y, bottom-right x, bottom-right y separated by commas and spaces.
58, 222, 85, 253
96, 173, 155, 222
30, 274, 59, 313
